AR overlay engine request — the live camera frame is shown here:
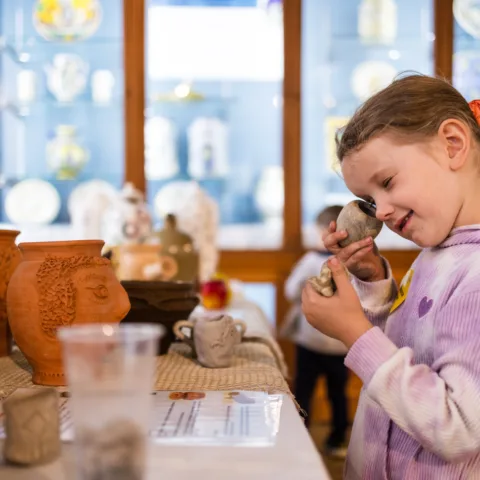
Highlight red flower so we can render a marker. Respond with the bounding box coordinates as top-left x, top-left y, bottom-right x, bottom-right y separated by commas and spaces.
469, 100, 480, 124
